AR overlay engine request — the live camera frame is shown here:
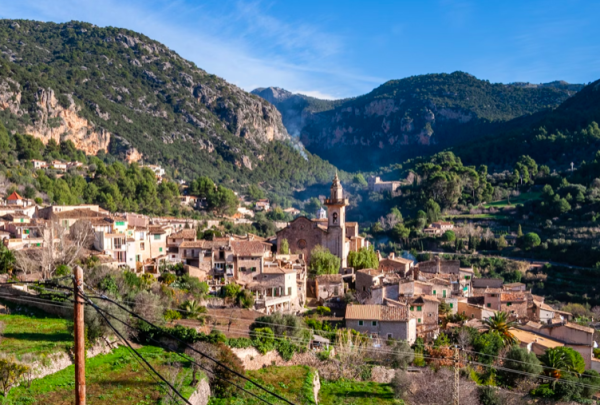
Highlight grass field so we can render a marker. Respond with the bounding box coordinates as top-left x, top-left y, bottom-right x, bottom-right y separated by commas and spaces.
319, 379, 399, 405
209, 365, 316, 405
483, 192, 541, 209
6, 346, 197, 405
0, 300, 72, 358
